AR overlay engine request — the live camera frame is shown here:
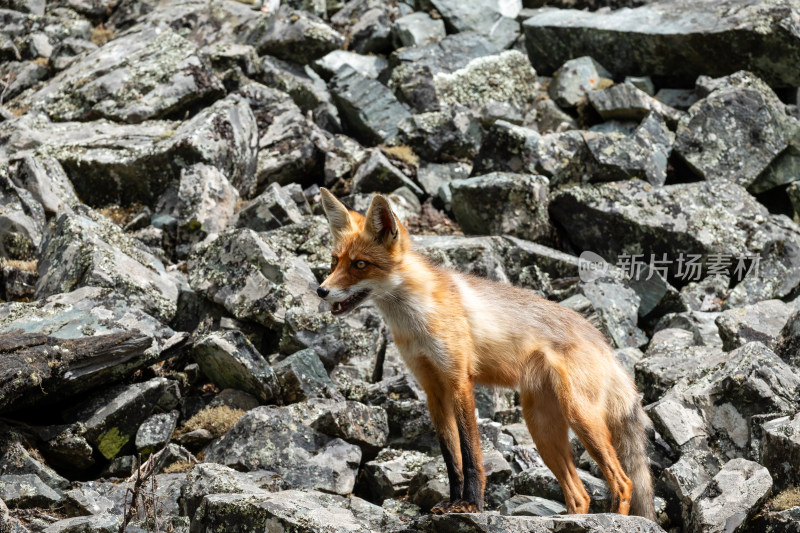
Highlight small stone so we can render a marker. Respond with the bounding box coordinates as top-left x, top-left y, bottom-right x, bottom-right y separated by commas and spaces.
392, 12, 446, 48
547, 56, 613, 108
135, 411, 179, 454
